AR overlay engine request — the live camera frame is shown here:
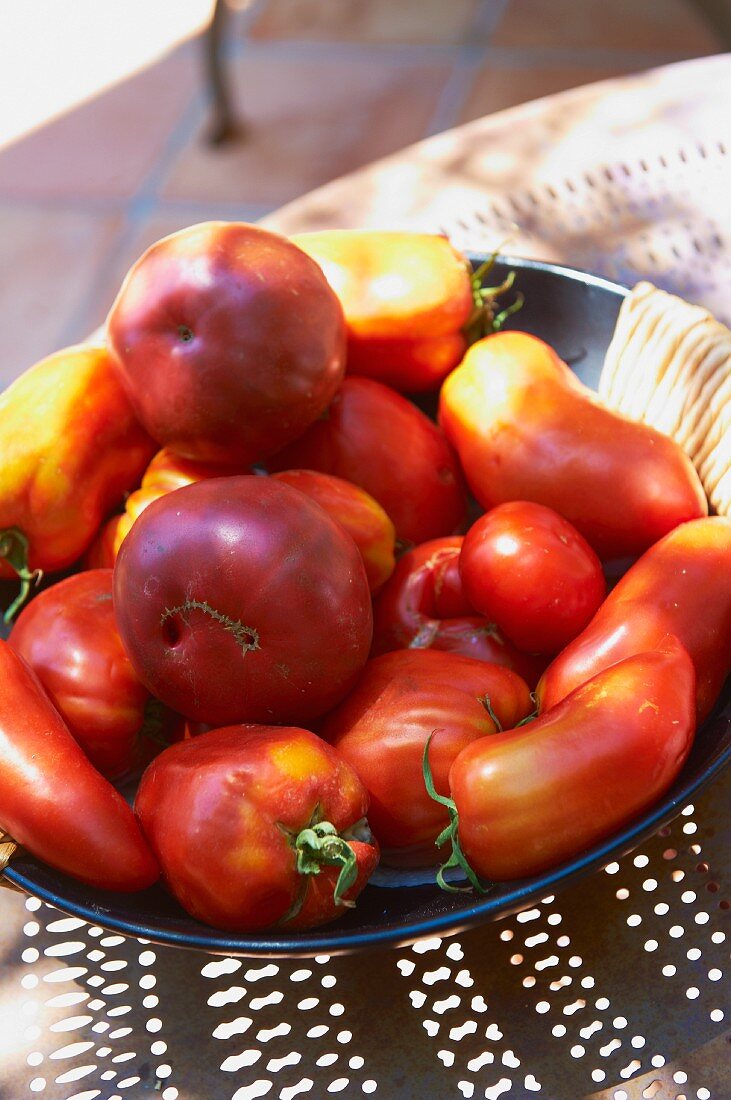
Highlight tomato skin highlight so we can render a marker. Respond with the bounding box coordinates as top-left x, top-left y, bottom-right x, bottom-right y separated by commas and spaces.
292, 230, 474, 392
321, 649, 532, 864
372, 537, 546, 686
537, 516, 731, 722
134, 725, 379, 931
9, 569, 181, 780
113, 476, 373, 727
450, 637, 696, 881
439, 331, 708, 559
107, 222, 346, 465
460, 502, 607, 655
267, 376, 468, 547
0, 640, 159, 891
